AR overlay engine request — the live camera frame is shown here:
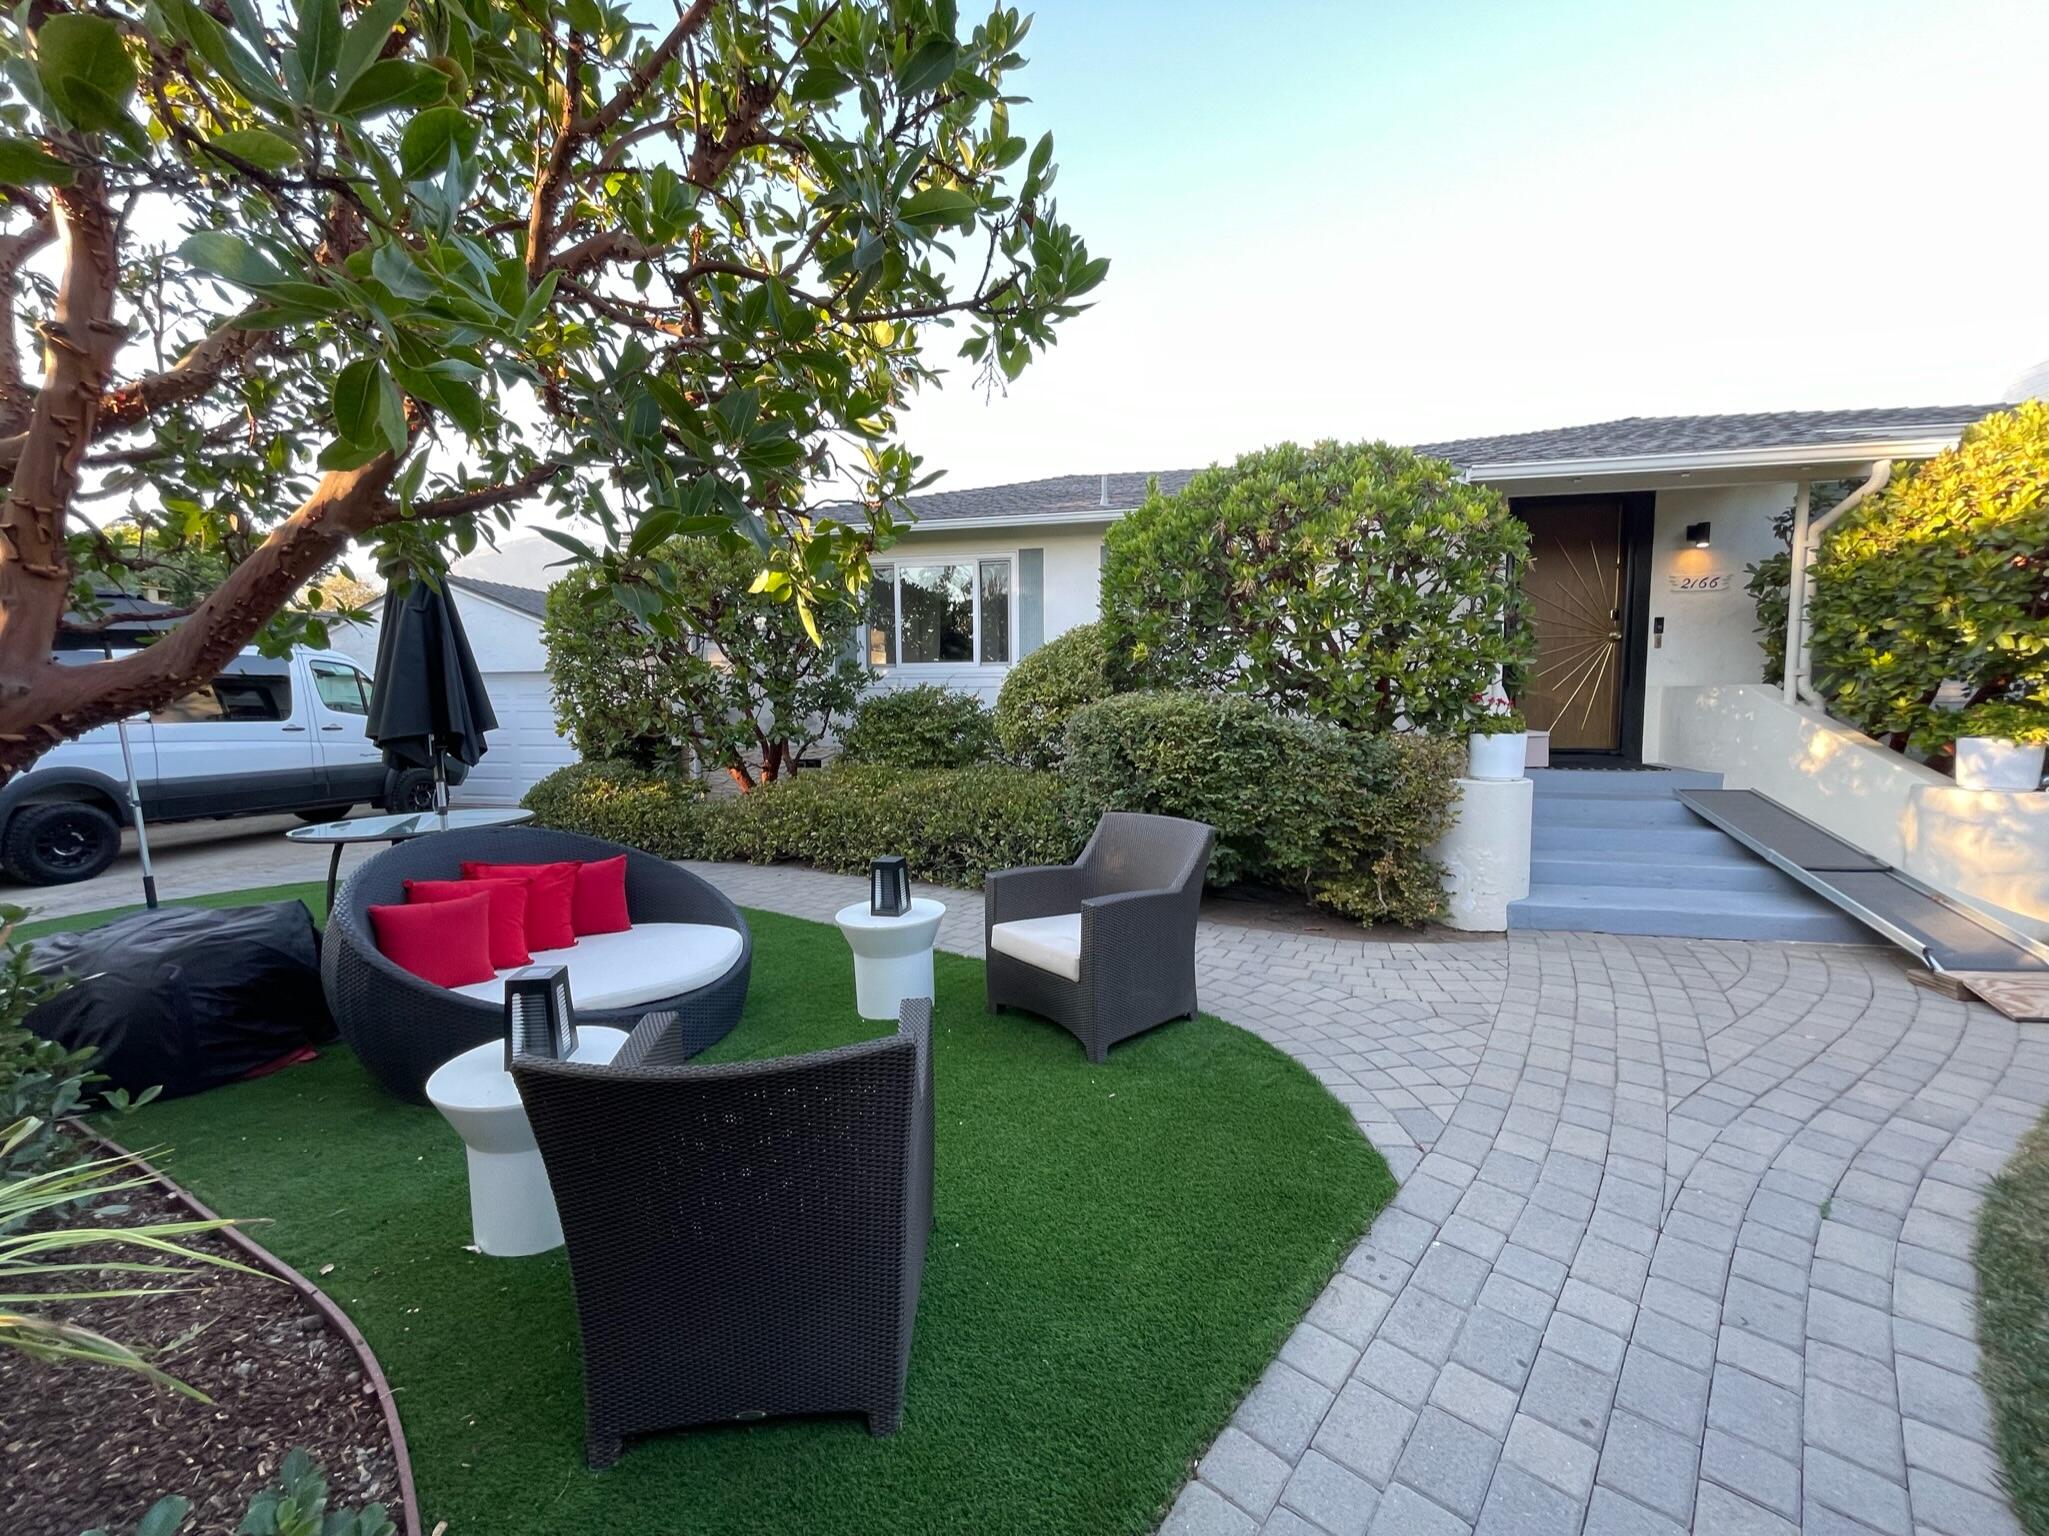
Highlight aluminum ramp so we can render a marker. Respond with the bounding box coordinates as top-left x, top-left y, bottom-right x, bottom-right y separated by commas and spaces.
1675, 788, 2049, 978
